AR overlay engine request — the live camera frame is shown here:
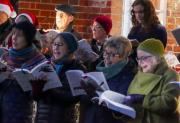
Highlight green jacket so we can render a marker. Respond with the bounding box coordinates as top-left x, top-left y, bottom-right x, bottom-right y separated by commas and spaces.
128, 60, 180, 123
